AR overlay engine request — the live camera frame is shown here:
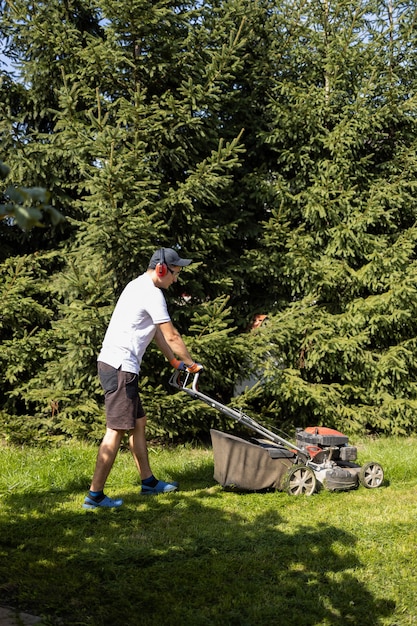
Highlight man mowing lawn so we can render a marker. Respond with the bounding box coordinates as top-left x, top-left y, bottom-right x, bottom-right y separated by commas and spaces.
83, 247, 203, 509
